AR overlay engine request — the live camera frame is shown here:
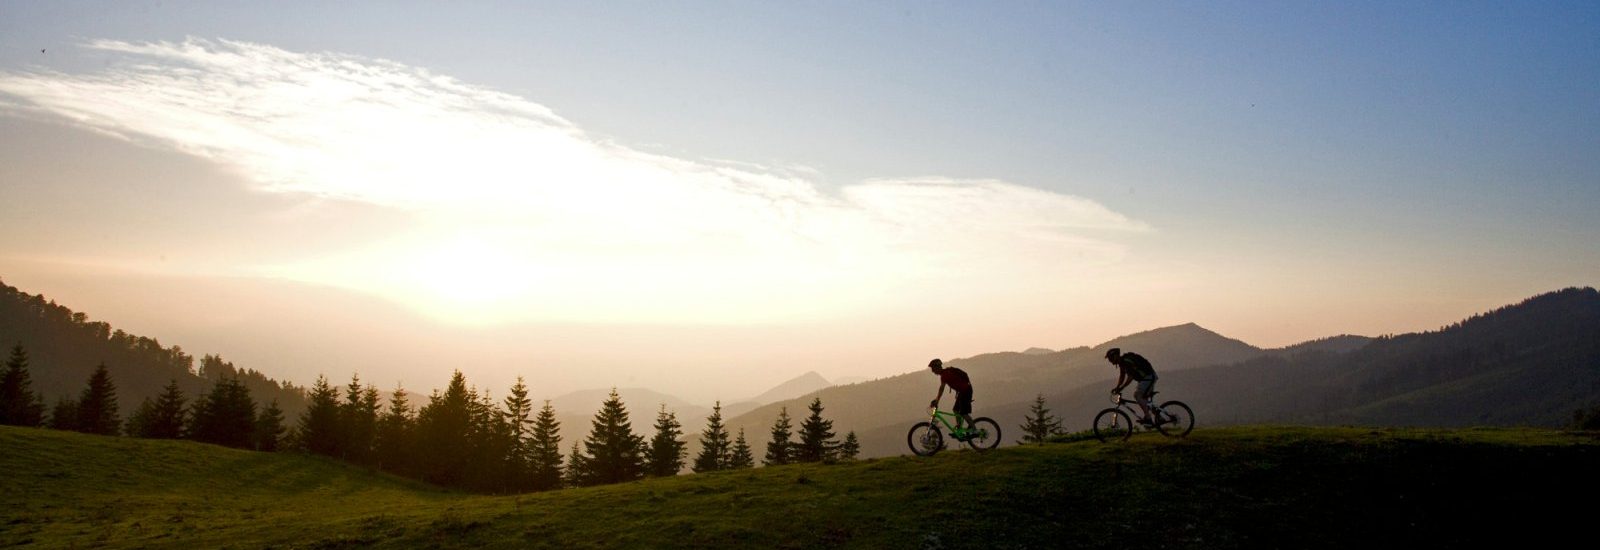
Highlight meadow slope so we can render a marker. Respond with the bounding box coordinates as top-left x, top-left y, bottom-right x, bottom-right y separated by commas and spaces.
2, 425, 1594, 549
